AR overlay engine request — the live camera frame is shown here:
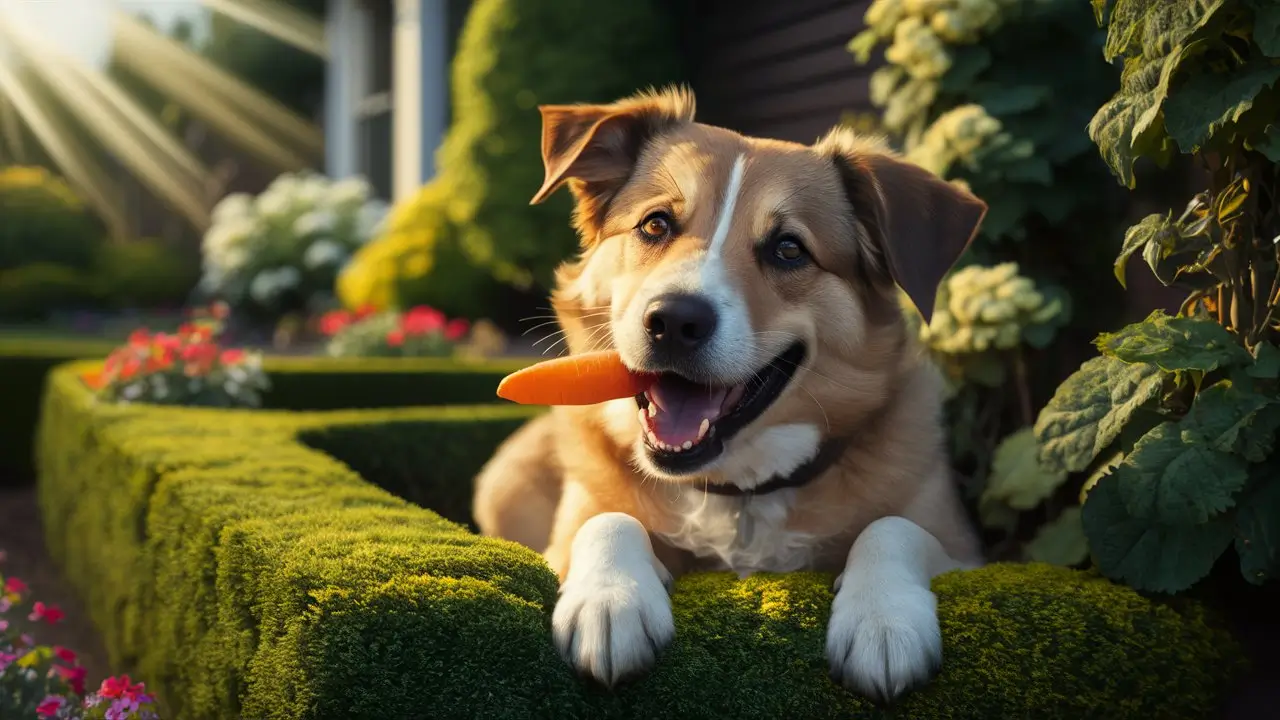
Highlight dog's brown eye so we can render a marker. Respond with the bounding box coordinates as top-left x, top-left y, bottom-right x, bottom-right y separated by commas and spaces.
637, 212, 673, 242
764, 234, 810, 269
